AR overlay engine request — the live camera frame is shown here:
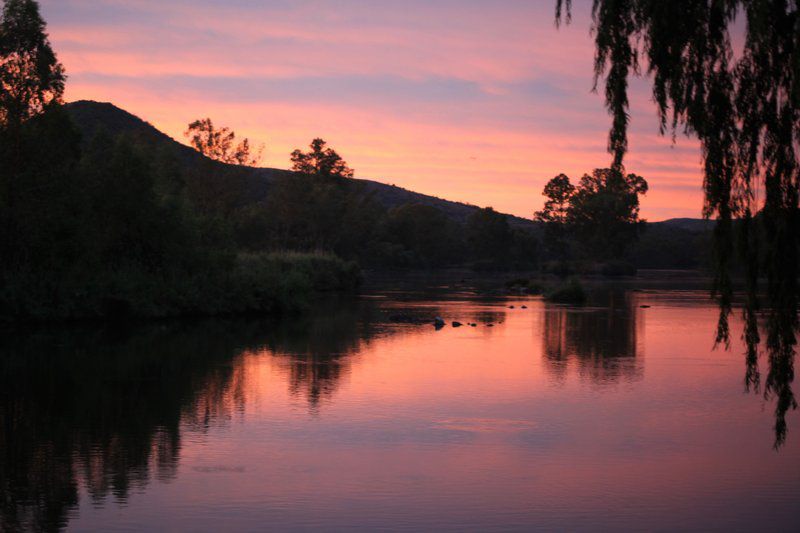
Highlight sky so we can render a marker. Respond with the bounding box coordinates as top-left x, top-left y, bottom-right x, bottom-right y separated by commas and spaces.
39, 0, 706, 221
